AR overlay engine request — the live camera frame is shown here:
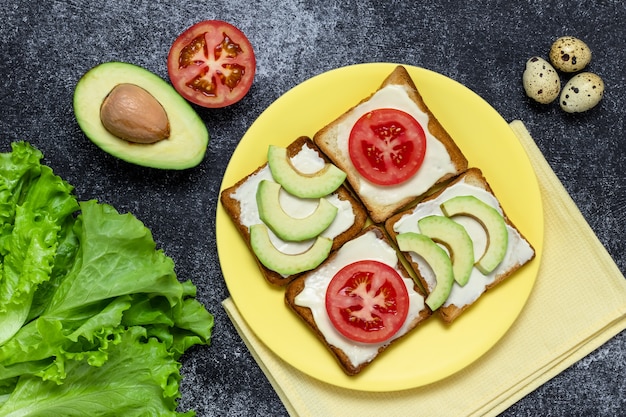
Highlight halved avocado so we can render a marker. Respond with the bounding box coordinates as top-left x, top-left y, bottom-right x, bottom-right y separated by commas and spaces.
73, 61, 208, 169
